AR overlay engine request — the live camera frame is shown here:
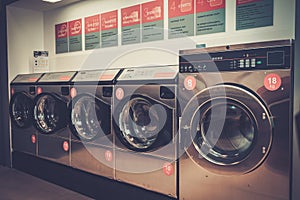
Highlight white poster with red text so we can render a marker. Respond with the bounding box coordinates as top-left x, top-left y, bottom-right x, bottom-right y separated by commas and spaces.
121, 4, 141, 45
85, 14, 100, 50
142, 0, 164, 42
55, 22, 68, 54
101, 10, 118, 48
69, 19, 82, 52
